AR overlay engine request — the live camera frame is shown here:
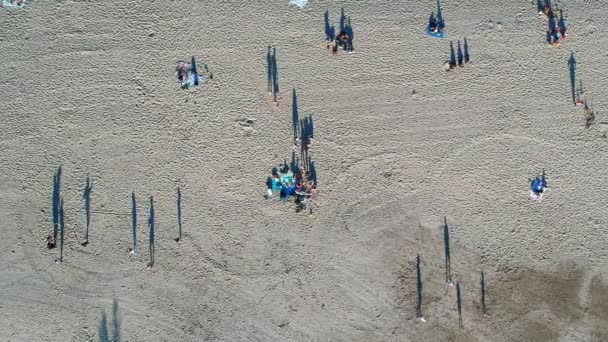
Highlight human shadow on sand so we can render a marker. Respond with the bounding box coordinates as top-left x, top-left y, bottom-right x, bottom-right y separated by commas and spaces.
98, 298, 121, 342
449, 41, 456, 68
324, 10, 335, 42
